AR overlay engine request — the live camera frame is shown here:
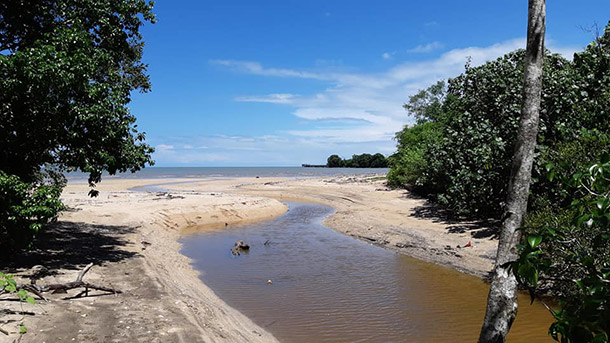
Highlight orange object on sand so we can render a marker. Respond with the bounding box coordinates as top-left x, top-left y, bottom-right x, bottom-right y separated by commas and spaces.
464, 241, 472, 248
